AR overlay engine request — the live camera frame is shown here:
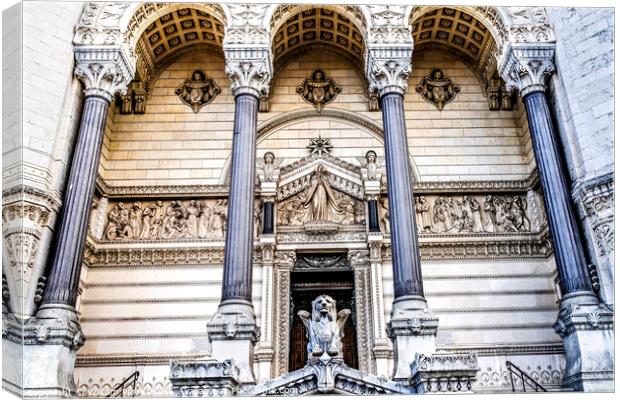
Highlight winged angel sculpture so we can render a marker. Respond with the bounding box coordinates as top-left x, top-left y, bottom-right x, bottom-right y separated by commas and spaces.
298, 295, 351, 363
355, 150, 385, 181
